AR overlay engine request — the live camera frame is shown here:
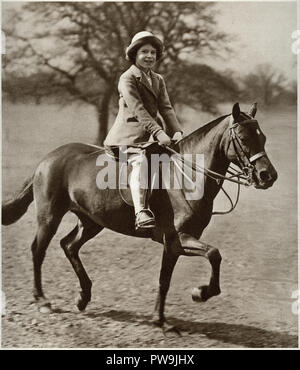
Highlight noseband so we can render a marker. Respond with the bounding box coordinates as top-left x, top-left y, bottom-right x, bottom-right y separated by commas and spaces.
228, 116, 266, 185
